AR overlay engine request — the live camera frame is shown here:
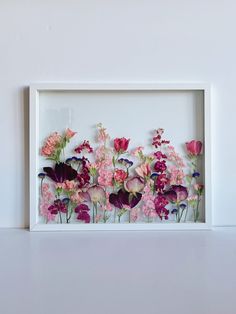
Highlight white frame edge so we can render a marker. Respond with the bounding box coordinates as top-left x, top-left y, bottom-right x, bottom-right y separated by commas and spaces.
29, 82, 212, 231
